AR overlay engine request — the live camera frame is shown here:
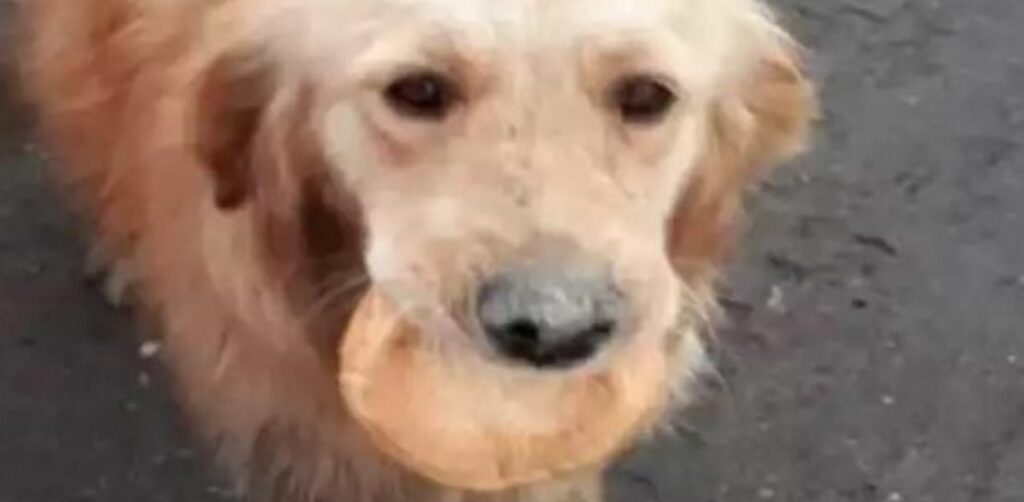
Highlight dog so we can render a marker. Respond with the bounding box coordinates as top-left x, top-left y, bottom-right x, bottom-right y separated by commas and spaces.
16, 0, 815, 500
